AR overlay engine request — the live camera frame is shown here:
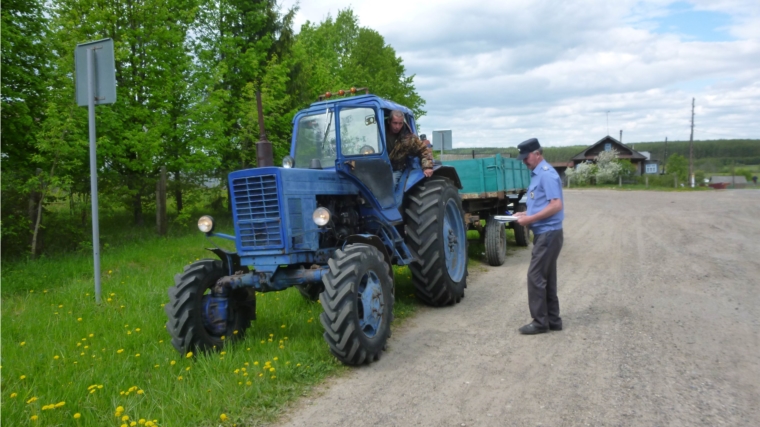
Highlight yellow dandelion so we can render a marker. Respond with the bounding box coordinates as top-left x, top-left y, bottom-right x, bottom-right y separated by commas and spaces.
220, 413, 228, 421
74, 413, 82, 419
135, 354, 140, 357
135, 328, 140, 332
221, 335, 225, 340
98, 385, 103, 389
115, 406, 124, 413
259, 373, 263, 377
260, 340, 265, 344
269, 367, 275, 372
10, 393, 18, 398
127, 331, 132, 335
297, 363, 301, 367
84, 345, 89, 349
59, 304, 63, 308
30, 415, 39, 421
154, 364, 160, 368
185, 351, 193, 358
122, 415, 130, 421
254, 361, 259, 365
246, 381, 252, 385
20, 341, 26, 346
137, 389, 144, 395
234, 369, 240, 374
107, 298, 112, 302
178, 376, 183, 380
54, 355, 60, 360
55, 401, 65, 408
90, 389, 96, 394
159, 340, 163, 343
170, 360, 176, 365
120, 391, 125, 396
108, 270, 113, 274
117, 349, 124, 354
281, 324, 286, 328
220, 351, 226, 355
273, 357, 278, 361
121, 424, 128, 427
244, 362, 249, 366
139, 419, 146, 425
233, 330, 239, 335
185, 366, 190, 371
271, 375, 276, 379
279, 345, 285, 349
27, 396, 38, 403
77, 317, 83, 321
89, 333, 94, 337
20, 375, 26, 380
